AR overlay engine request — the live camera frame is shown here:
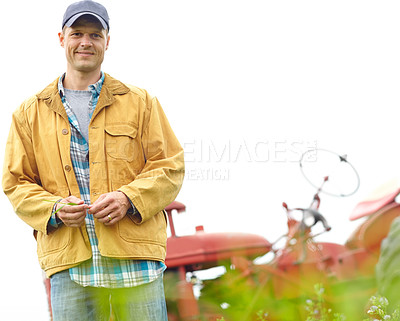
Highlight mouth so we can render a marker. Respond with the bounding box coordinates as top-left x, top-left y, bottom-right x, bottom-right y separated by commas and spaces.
75, 51, 95, 57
